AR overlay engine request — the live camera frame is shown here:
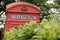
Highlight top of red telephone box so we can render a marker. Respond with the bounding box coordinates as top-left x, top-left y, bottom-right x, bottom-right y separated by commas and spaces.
6, 2, 41, 13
